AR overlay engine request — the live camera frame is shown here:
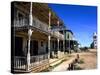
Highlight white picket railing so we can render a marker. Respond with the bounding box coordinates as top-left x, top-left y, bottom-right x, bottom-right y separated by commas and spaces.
13, 54, 49, 70
13, 56, 26, 70
30, 54, 49, 69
